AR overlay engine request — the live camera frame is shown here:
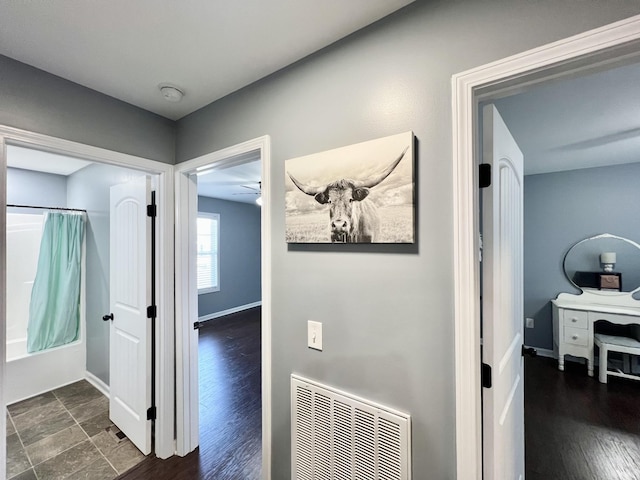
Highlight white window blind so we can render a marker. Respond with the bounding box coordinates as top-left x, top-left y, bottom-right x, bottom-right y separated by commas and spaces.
197, 213, 220, 293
